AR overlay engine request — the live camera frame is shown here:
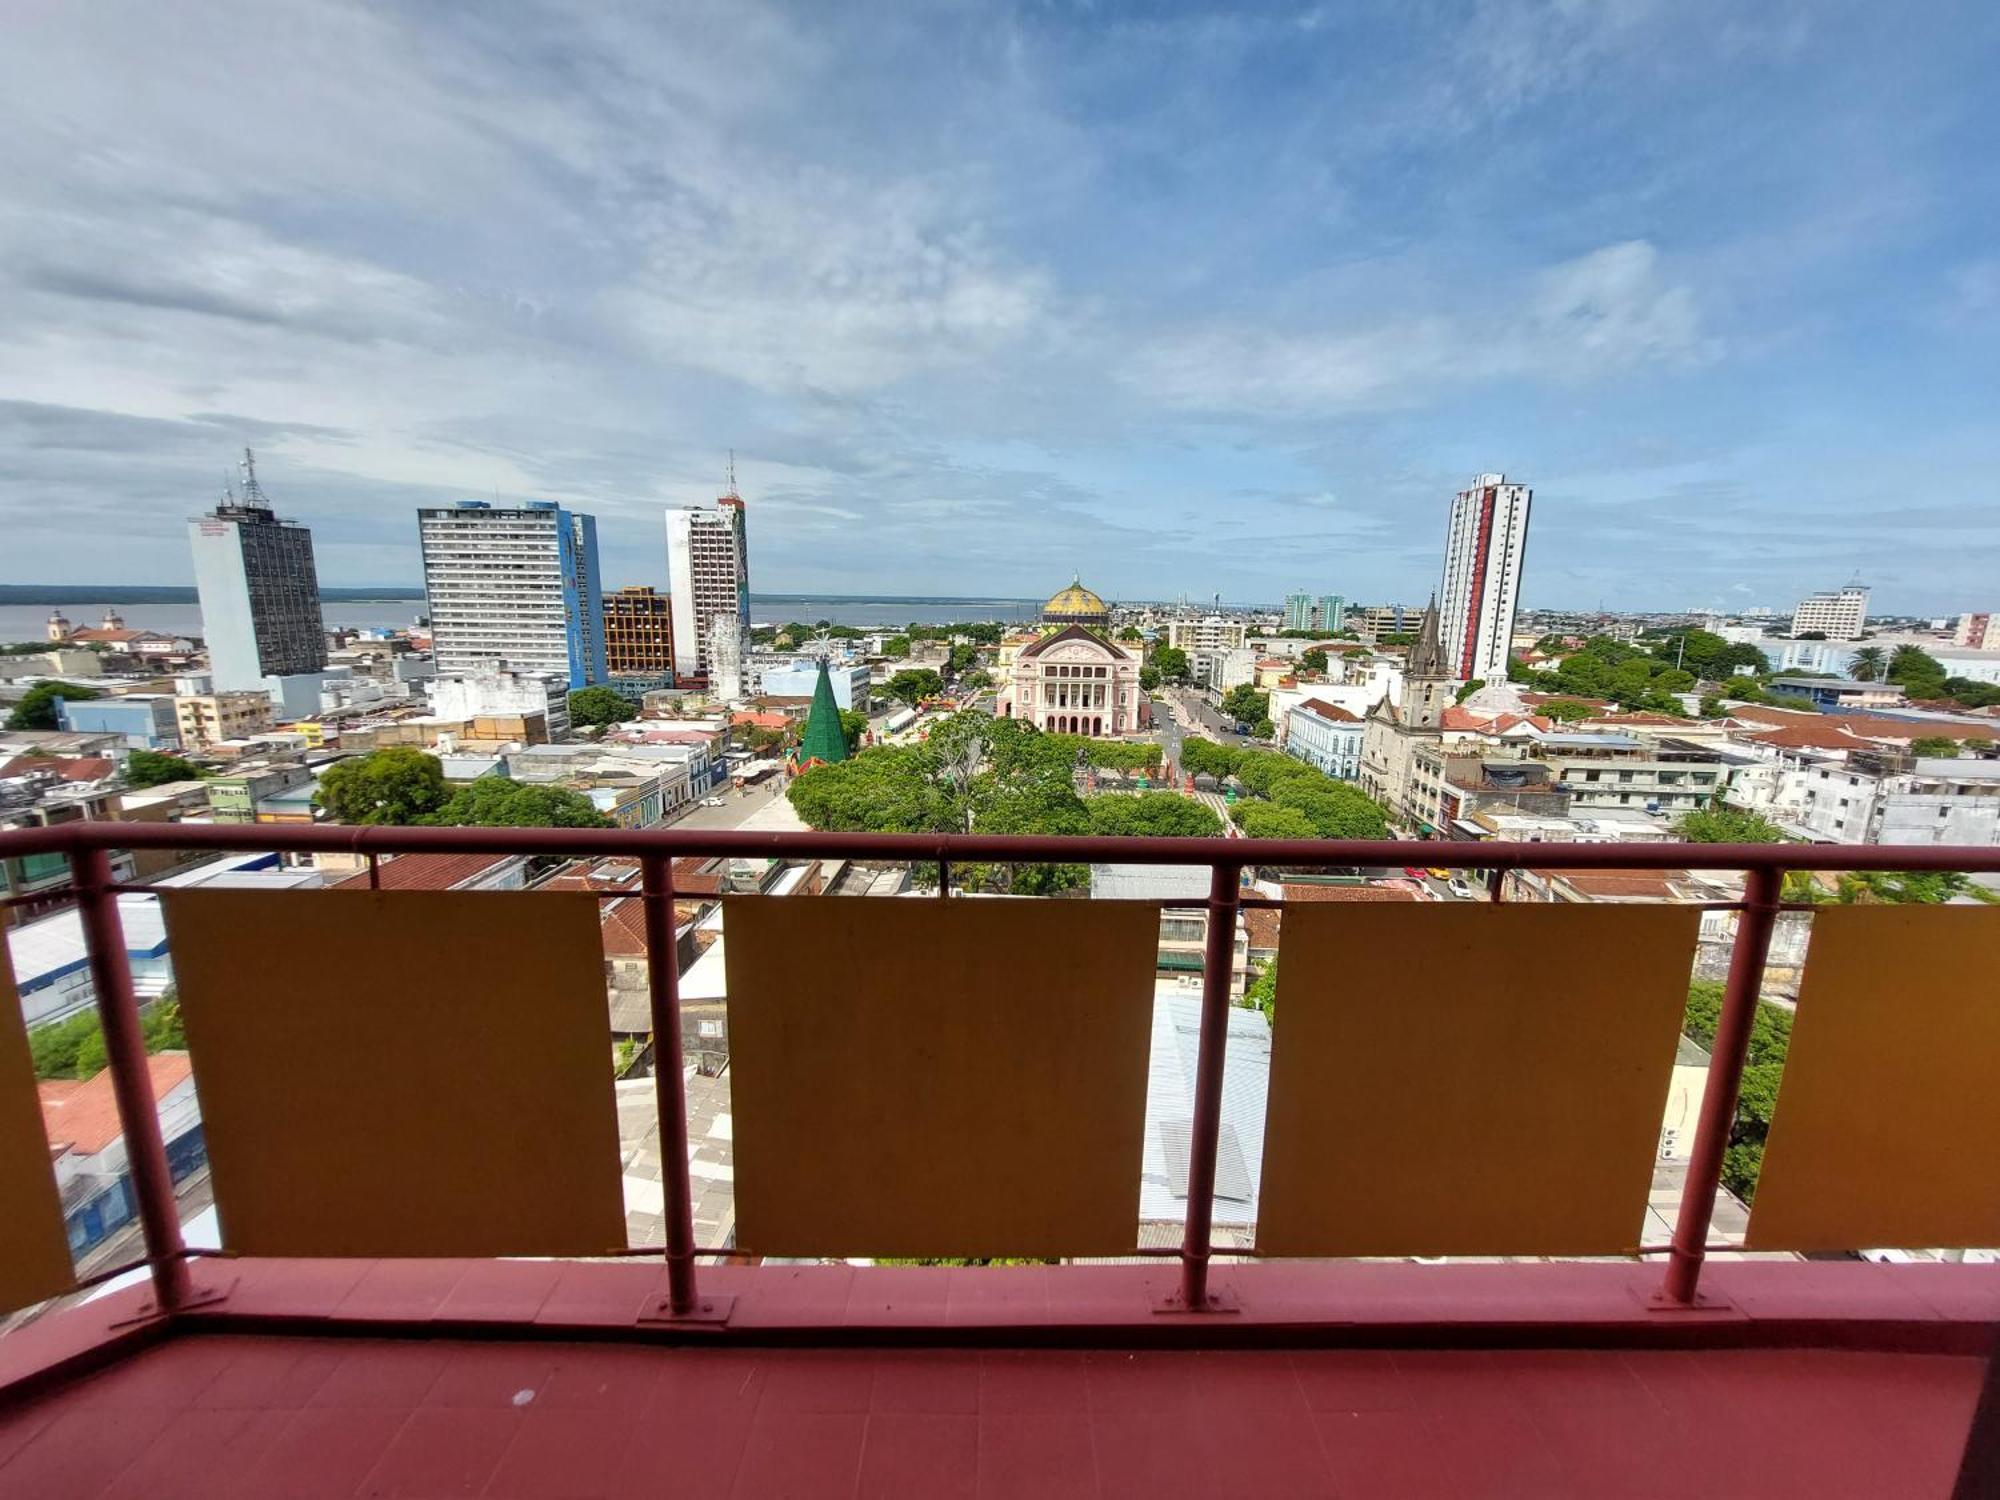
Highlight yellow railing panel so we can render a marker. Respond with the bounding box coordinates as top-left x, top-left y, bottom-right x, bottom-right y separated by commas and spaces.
1748, 906, 2000, 1251
724, 895, 1159, 1258
161, 890, 627, 1258
1257, 904, 1699, 1257
0, 949, 75, 1314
